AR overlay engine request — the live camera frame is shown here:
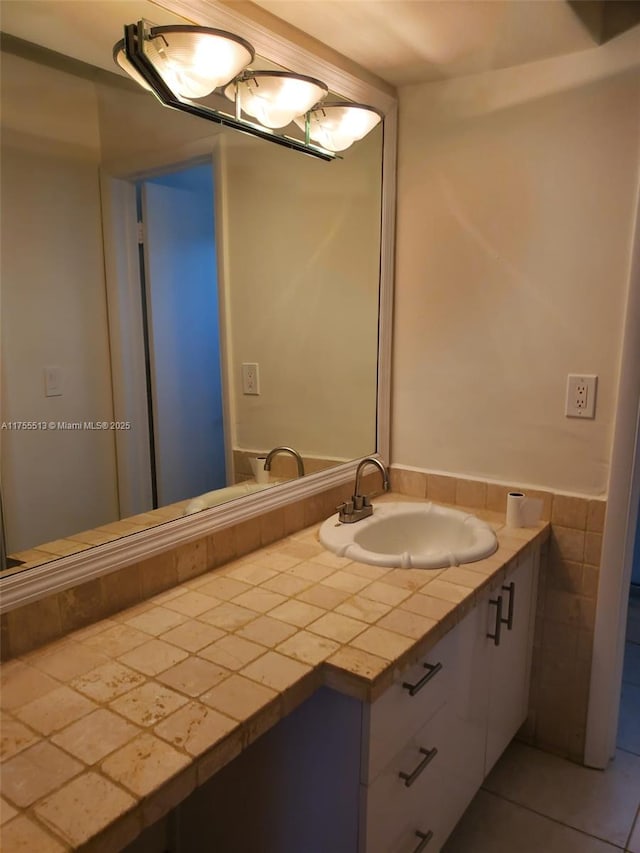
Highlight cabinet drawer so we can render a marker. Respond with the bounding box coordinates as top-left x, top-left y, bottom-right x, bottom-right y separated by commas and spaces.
364, 702, 450, 853
363, 696, 483, 853
369, 827, 436, 853
365, 620, 463, 783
